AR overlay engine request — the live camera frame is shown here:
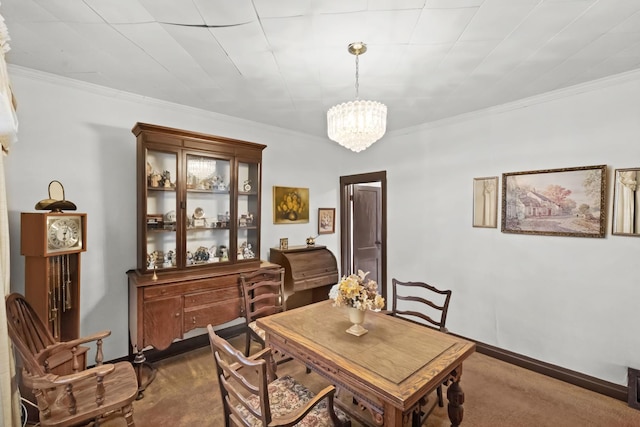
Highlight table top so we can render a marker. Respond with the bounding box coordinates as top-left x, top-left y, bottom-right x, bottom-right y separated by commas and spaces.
257, 300, 476, 409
